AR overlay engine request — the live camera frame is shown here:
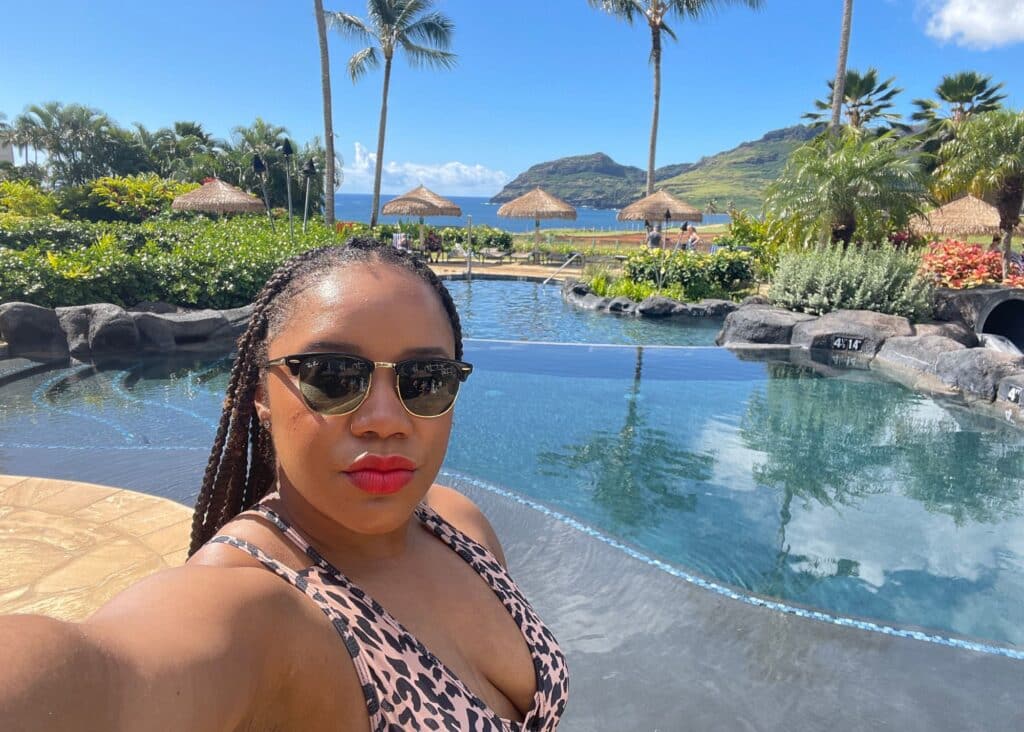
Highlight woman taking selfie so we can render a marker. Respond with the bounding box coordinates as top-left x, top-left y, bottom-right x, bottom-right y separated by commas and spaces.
1, 238, 569, 731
